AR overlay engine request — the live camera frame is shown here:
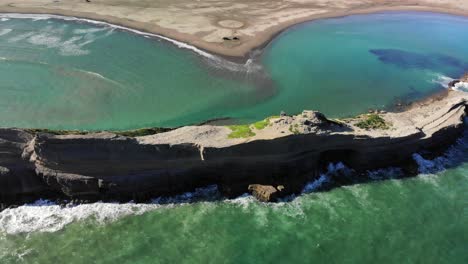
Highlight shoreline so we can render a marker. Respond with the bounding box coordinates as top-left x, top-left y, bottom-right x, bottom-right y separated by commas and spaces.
0, 5, 468, 60
1, 88, 466, 206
